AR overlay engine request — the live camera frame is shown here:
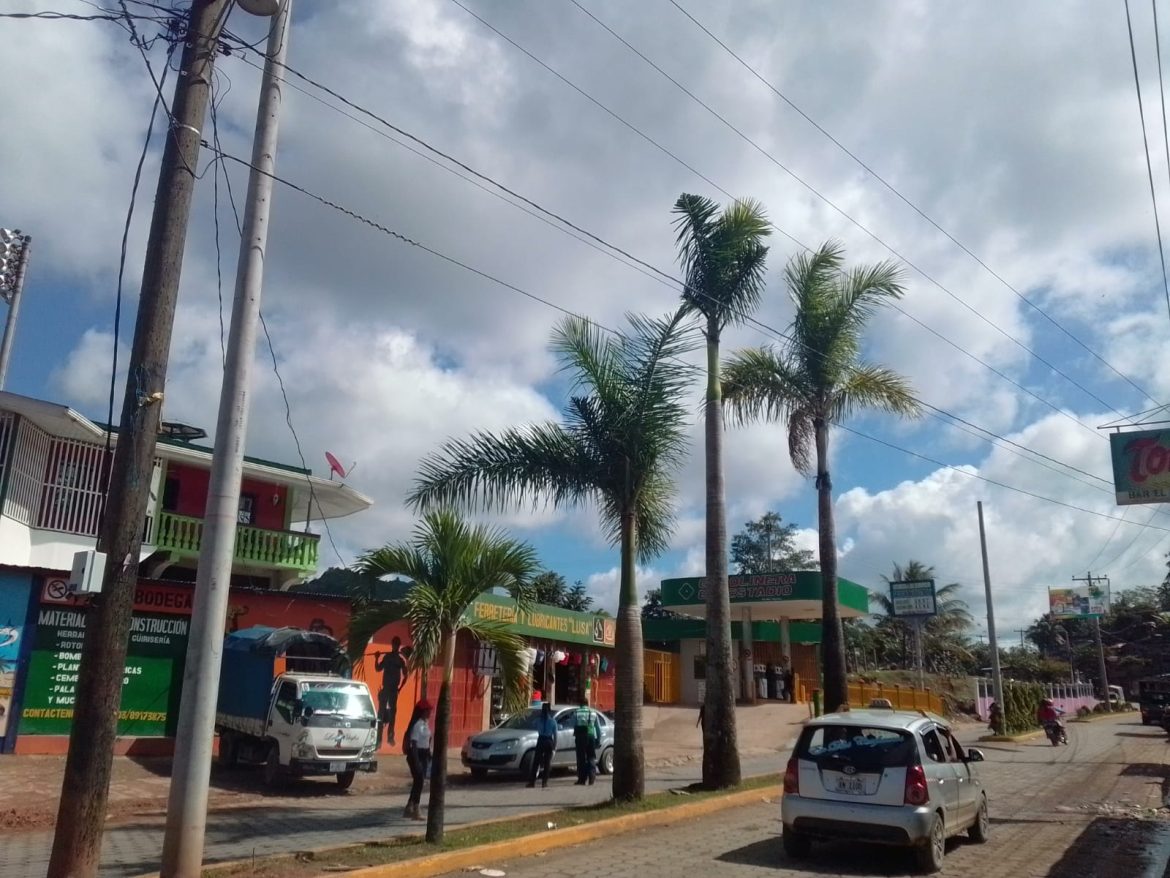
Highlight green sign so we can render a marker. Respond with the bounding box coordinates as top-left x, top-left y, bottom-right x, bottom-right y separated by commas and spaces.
466, 594, 616, 647
1110, 429, 1170, 506
19, 606, 189, 736
660, 572, 869, 615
